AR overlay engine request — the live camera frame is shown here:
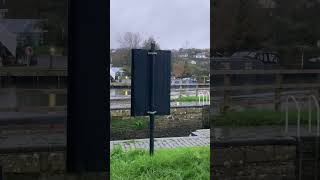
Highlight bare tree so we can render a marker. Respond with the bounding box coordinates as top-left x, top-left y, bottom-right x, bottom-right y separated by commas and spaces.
118, 32, 143, 49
